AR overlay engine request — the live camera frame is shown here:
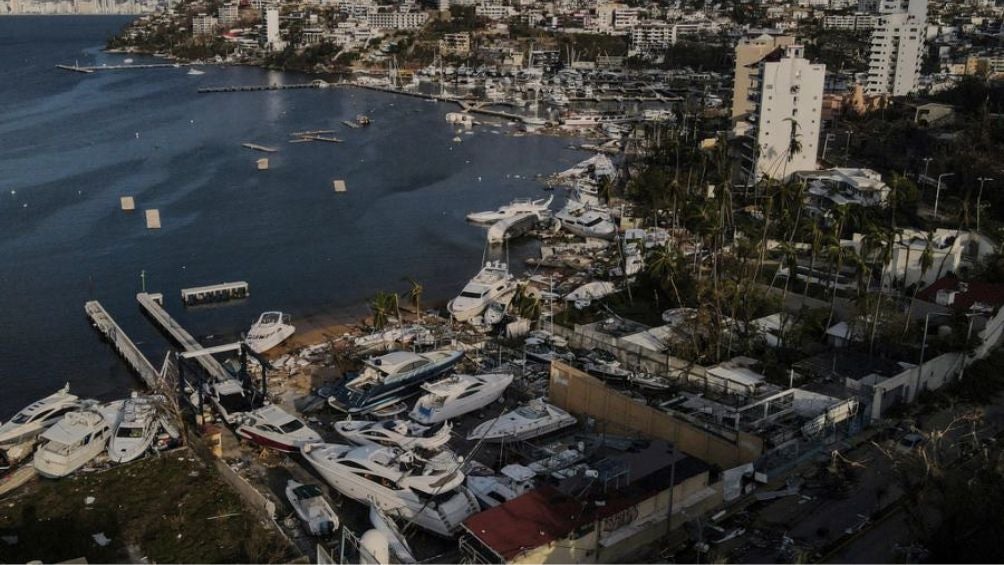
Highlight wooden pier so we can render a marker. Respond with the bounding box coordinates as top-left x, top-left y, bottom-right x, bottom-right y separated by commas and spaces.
85, 300, 160, 389
56, 64, 95, 74
137, 292, 231, 382
198, 80, 330, 94
181, 281, 249, 306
